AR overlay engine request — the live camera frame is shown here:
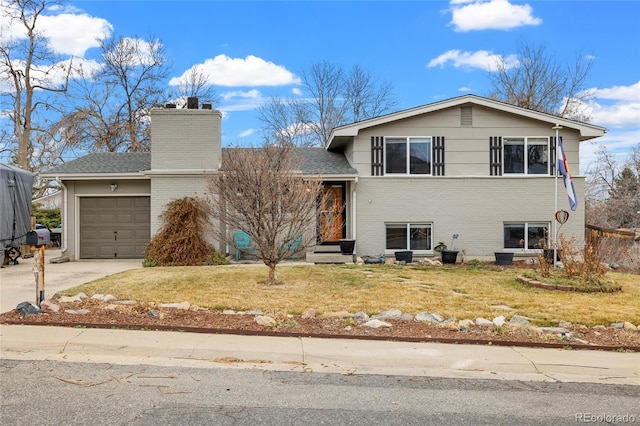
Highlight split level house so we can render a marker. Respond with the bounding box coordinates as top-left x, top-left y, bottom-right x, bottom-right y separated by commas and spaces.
42, 94, 606, 262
